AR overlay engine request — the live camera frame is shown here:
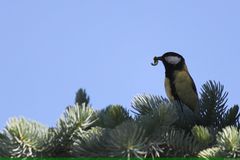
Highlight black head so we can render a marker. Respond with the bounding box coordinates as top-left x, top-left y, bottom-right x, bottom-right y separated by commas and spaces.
151, 52, 185, 71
